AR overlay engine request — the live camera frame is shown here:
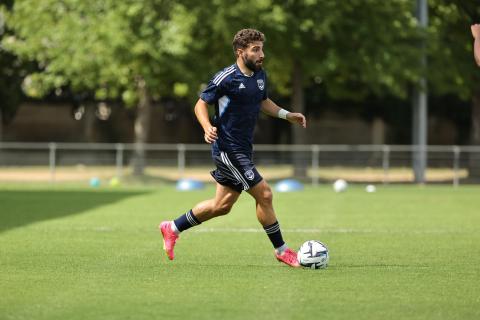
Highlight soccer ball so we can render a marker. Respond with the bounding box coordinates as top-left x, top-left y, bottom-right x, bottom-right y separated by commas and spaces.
297, 240, 329, 269
333, 179, 348, 192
